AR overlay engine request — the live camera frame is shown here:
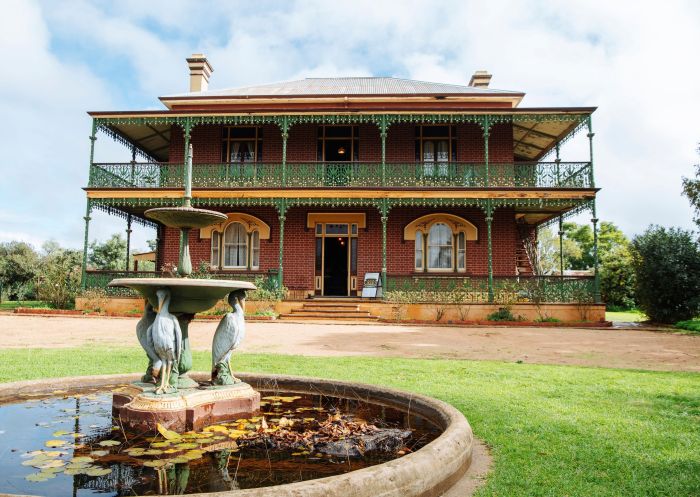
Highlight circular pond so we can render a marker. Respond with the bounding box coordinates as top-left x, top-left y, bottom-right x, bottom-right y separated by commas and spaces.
0, 373, 473, 497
